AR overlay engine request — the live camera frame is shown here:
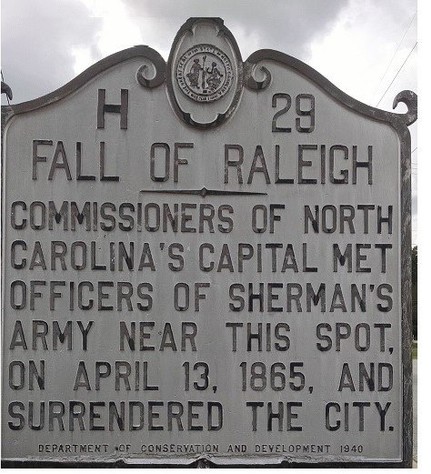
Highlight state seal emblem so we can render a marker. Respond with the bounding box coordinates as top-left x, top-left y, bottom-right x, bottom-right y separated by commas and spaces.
176, 44, 233, 102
